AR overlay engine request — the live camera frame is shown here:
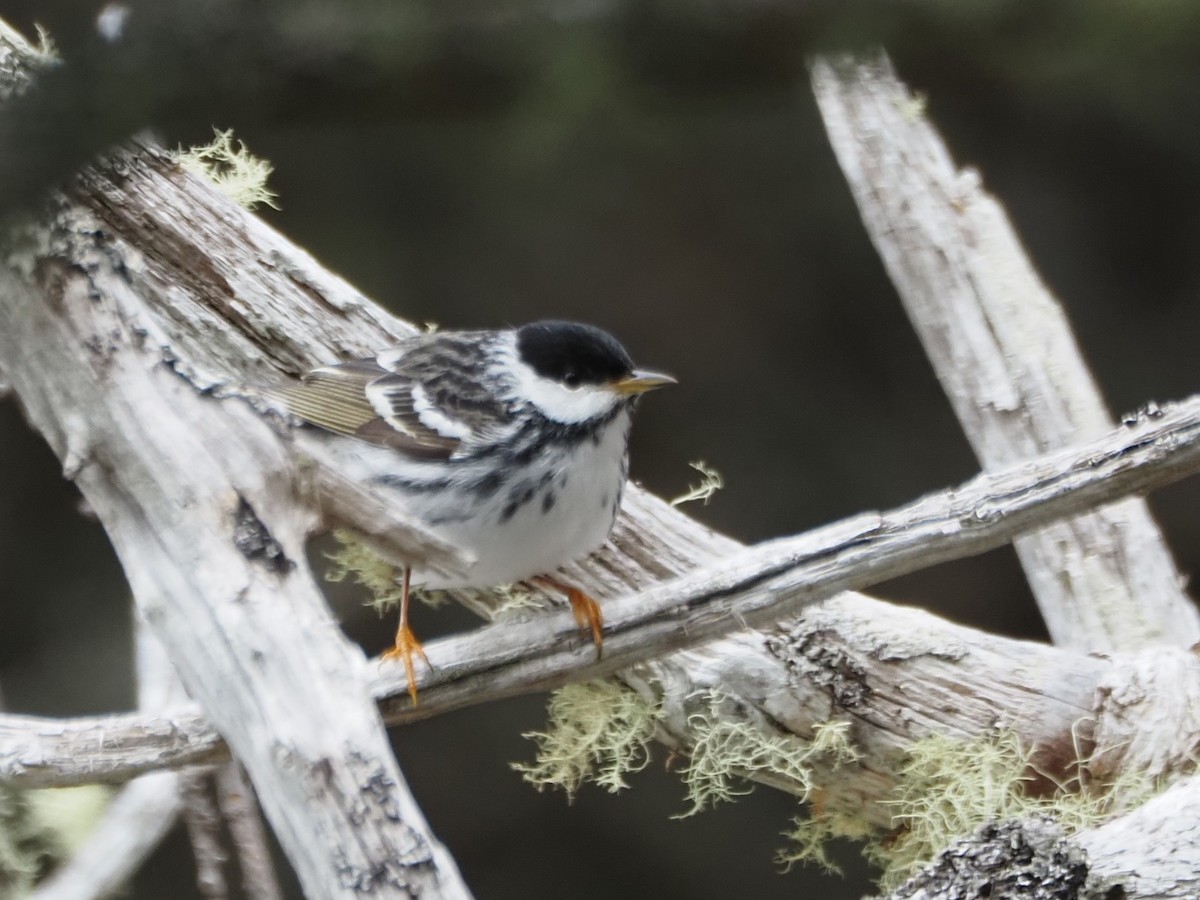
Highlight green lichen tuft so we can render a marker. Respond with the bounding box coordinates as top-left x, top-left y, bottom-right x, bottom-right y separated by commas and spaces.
516, 689, 1160, 889
777, 726, 1165, 886
669, 460, 724, 508
0, 787, 40, 897
896, 91, 928, 121
176, 128, 279, 210
878, 731, 1035, 883
325, 529, 407, 615
324, 530, 452, 614
25, 785, 111, 862
32, 25, 58, 63
675, 693, 859, 818
869, 730, 1162, 888
487, 583, 544, 620
0, 783, 109, 896
779, 805, 876, 877
513, 680, 662, 800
